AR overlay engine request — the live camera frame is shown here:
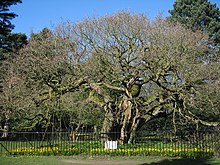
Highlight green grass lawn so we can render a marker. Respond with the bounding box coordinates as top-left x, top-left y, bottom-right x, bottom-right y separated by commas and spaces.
0, 156, 220, 165
145, 158, 220, 165
0, 156, 88, 165
0, 156, 70, 165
